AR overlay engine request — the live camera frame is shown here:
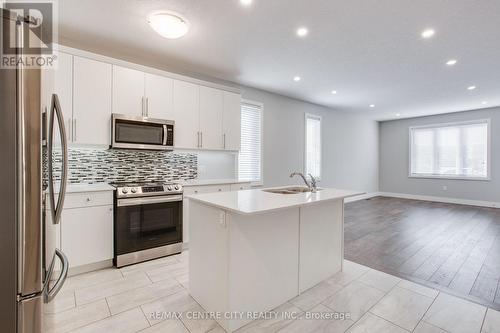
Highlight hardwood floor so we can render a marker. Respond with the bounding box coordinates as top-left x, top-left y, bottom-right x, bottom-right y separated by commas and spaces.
344, 196, 500, 310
